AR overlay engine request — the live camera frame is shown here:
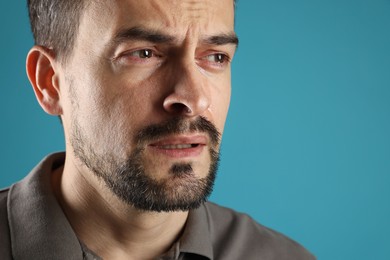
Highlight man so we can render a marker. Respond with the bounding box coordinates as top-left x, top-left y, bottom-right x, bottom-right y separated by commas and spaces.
0, 0, 315, 259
